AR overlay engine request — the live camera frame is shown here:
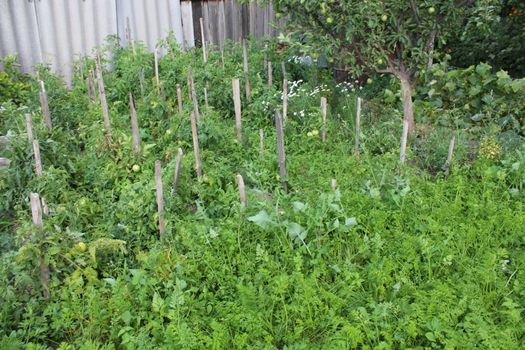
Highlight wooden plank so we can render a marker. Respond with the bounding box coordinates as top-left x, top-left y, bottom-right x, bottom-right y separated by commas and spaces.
321, 97, 327, 142
39, 80, 52, 130
200, 17, 207, 63
173, 148, 183, 194
275, 109, 288, 193
129, 93, 141, 155
445, 135, 456, 175
232, 78, 243, 142
30, 192, 50, 298
155, 160, 165, 237
181, 1, 195, 48
154, 46, 160, 88
268, 60, 273, 87
218, 1, 226, 48
331, 179, 337, 192
190, 111, 203, 179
